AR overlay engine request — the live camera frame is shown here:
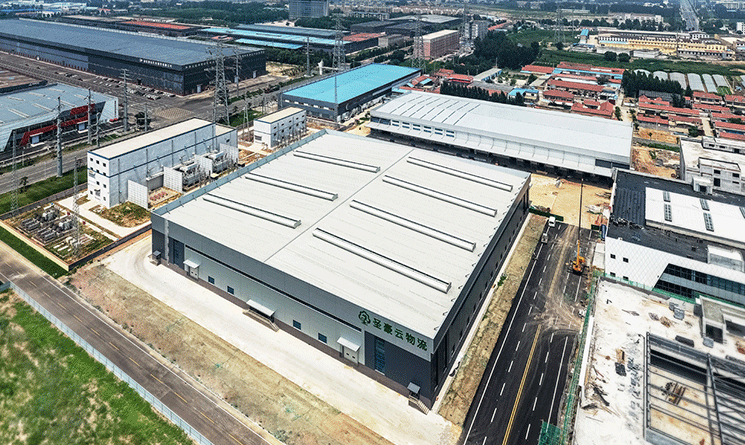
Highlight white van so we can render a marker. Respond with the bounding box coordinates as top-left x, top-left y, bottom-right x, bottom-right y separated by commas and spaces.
548, 216, 556, 228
